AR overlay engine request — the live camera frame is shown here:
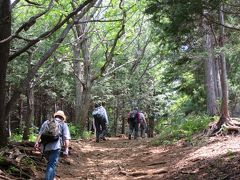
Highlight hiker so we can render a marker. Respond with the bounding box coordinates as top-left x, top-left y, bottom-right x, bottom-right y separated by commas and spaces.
92, 102, 109, 142
34, 110, 71, 180
127, 107, 140, 140
139, 111, 147, 138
